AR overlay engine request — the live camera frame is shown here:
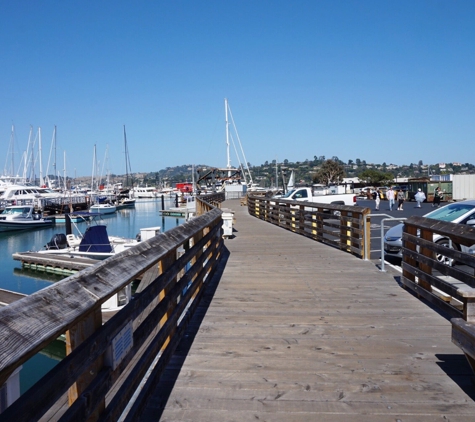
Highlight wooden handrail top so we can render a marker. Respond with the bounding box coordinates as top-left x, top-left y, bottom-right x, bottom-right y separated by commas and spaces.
455, 286, 475, 298
0, 207, 222, 384
250, 196, 368, 214
405, 215, 475, 248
